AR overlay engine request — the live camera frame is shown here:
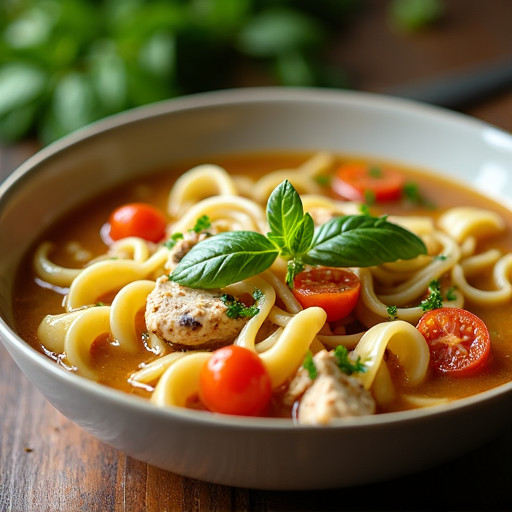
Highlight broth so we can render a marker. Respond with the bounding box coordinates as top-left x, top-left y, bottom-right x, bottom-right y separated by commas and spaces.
12, 152, 512, 417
